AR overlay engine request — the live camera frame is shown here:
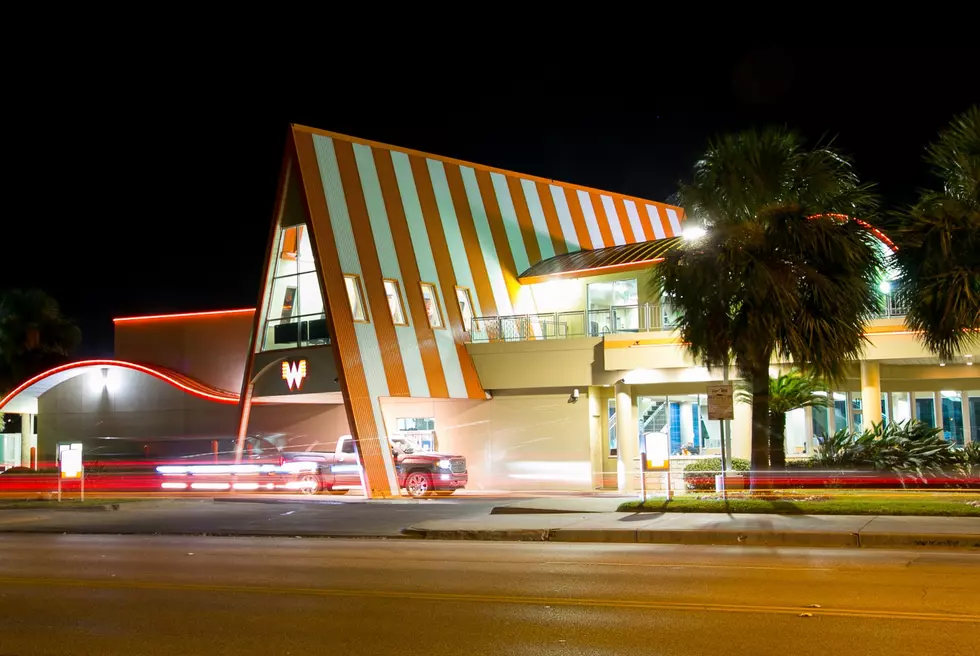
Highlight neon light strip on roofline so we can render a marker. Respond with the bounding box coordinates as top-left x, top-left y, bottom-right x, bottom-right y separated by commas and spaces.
0, 359, 242, 410
113, 308, 255, 323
